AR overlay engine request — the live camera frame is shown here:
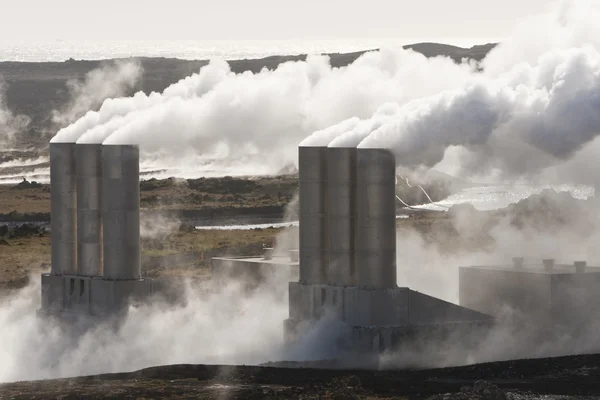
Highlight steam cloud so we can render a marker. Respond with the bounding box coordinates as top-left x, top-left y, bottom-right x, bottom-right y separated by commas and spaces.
358, 46, 600, 182
52, 49, 475, 176
0, 276, 287, 382
350, 0, 600, 185
51, 60, 143, 129
0, 80, 31, 146
48, 1, 600, 187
